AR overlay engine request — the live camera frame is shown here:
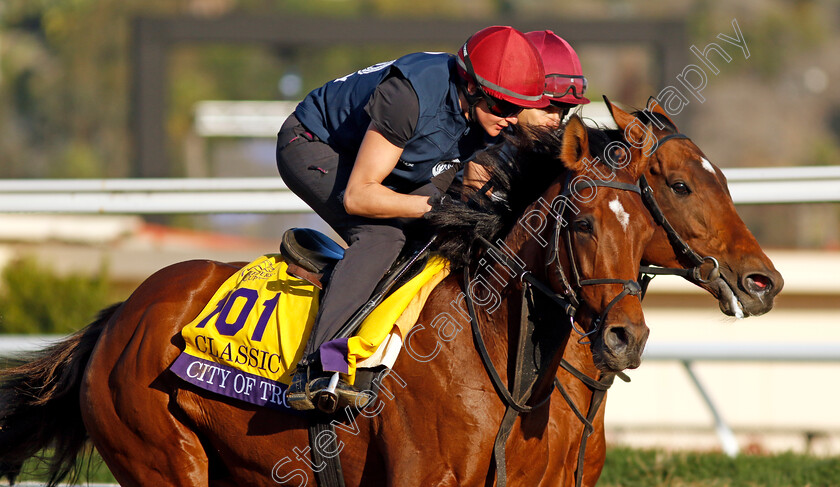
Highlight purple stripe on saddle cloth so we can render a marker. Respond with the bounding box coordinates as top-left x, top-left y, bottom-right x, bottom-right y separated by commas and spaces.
170, 353, 294, 412
319, 338, 350, 374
